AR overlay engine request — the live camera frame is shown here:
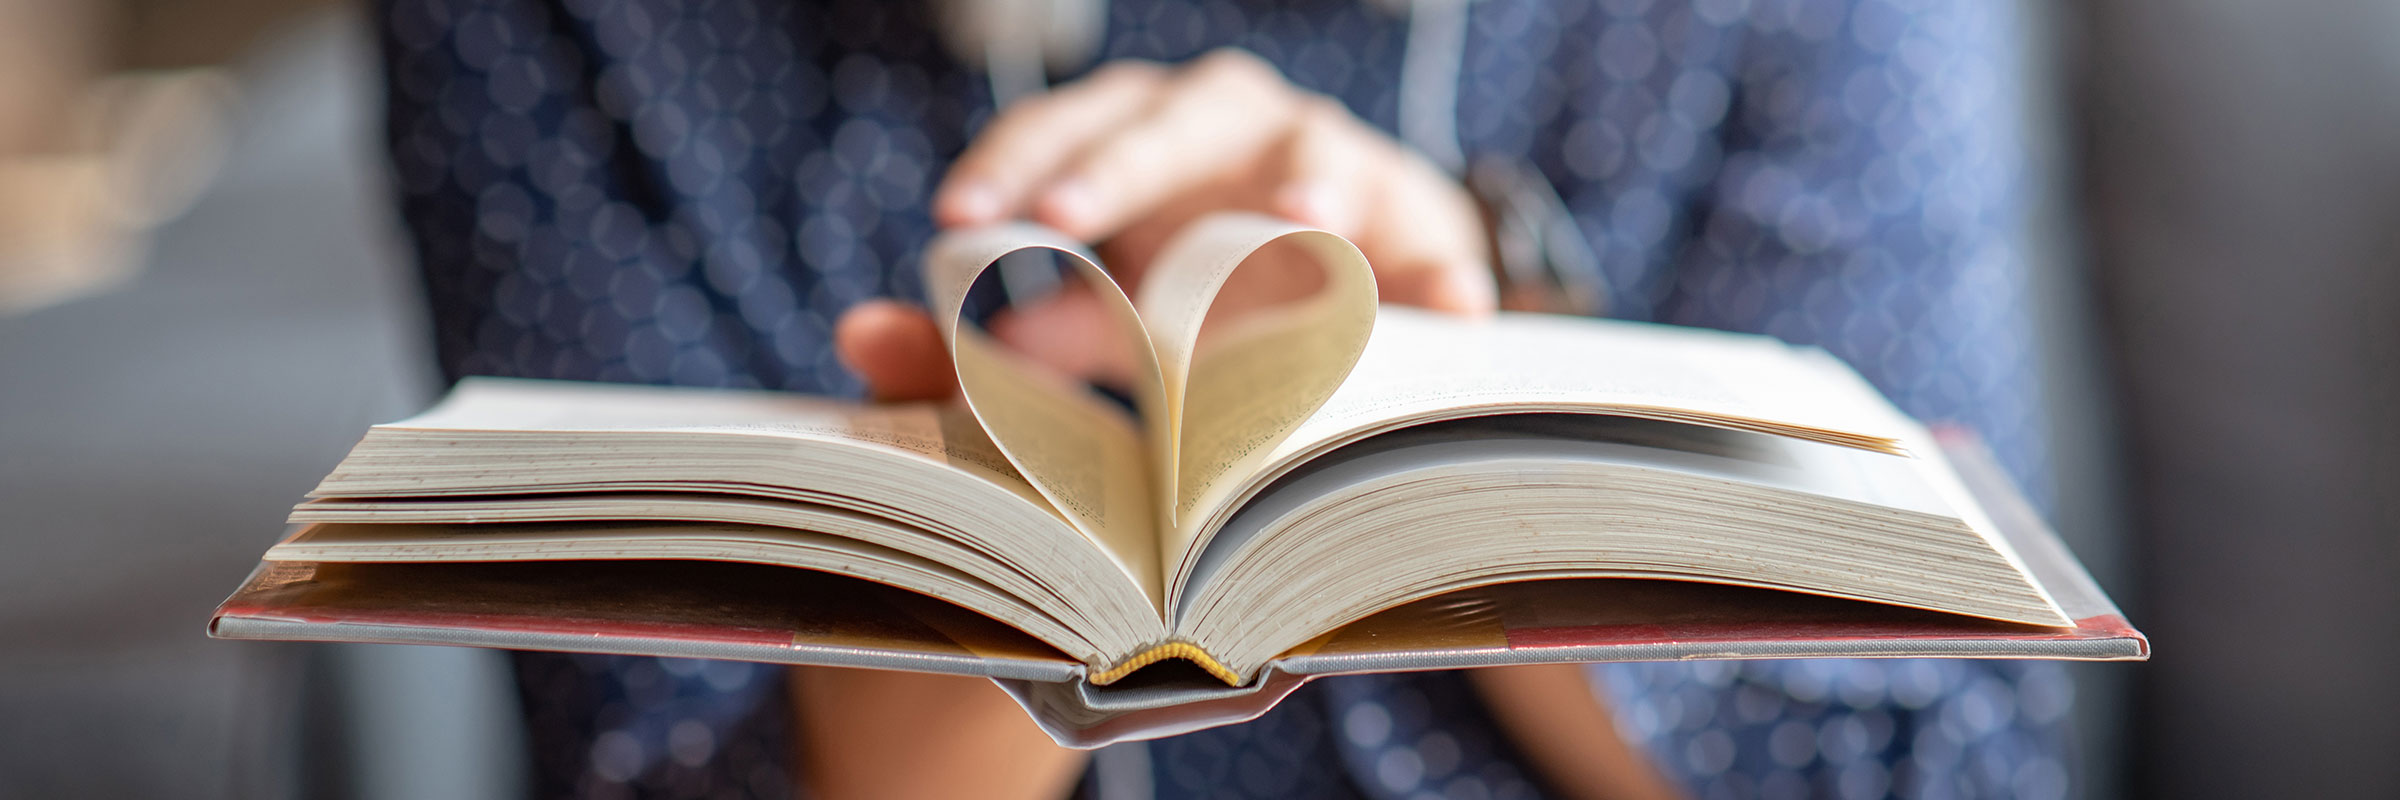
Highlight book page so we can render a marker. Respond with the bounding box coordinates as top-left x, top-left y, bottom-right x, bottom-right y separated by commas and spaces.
1283, 307, 1921, 460
922, 225, 1165, 597
387, 378, 1033, 494
1128, 214, 1378, 555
